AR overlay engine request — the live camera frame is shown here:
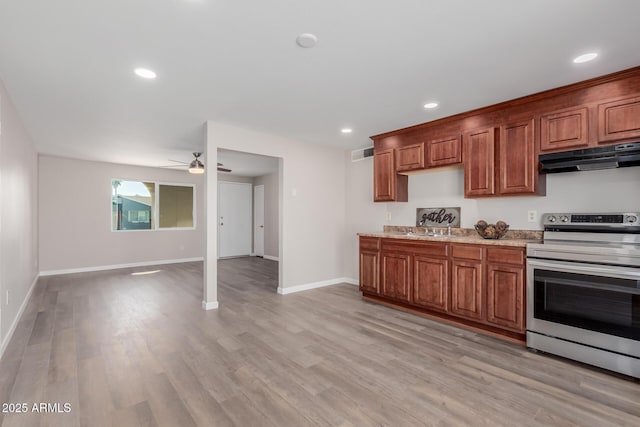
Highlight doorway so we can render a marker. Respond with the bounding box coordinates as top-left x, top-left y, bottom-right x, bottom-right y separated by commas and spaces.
217, 181, 252, 258
253, 185, 265, 257
216, 148, 281, 292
